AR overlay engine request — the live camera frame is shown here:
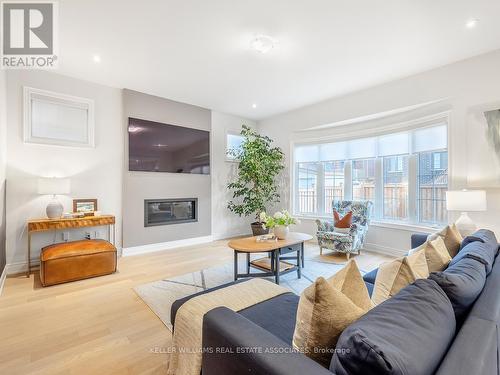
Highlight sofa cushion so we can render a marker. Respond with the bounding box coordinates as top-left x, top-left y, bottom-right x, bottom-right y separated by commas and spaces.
362, 268, 378, 284
411, 233, 429, 249
331, 279, 456, 375
467, 255, 500, 323
429, 257, 486, 323
327, 259, 372, 310
372, 250, 429, 305
293, 260, 372, 367
435, 316, 498, 375
436, 224, 463, 257
461, 228, 498, 249
409, 236, 451, 272
239, 293, 299, 345
365, 281, 374, 297
450, 241, 496, 275
436, 257, 500, 375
